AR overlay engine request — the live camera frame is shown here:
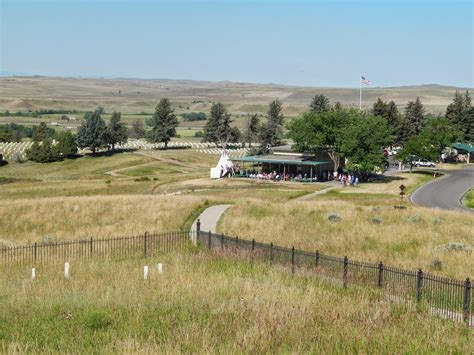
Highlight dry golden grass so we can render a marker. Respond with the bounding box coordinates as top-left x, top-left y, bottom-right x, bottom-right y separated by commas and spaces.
1, 252, 471, 353
0, 195, 203, 246
220, 199, 474, 279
